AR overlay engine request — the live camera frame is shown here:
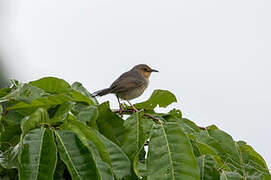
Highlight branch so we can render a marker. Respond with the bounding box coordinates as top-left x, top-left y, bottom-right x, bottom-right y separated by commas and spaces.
112, 109, 162, 124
